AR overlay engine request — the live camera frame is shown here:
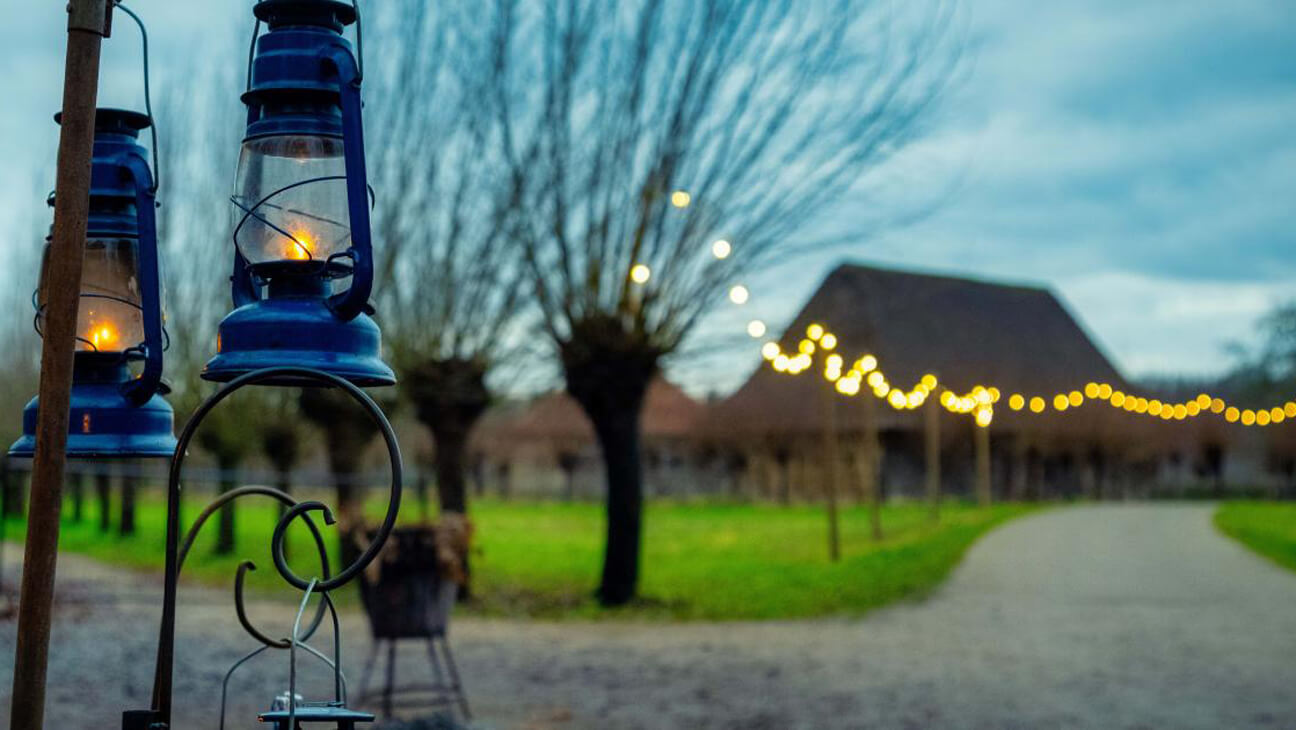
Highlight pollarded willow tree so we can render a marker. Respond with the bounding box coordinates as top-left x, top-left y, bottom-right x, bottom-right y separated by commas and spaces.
487, 0, 960, 605
367, 0, 529, 517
